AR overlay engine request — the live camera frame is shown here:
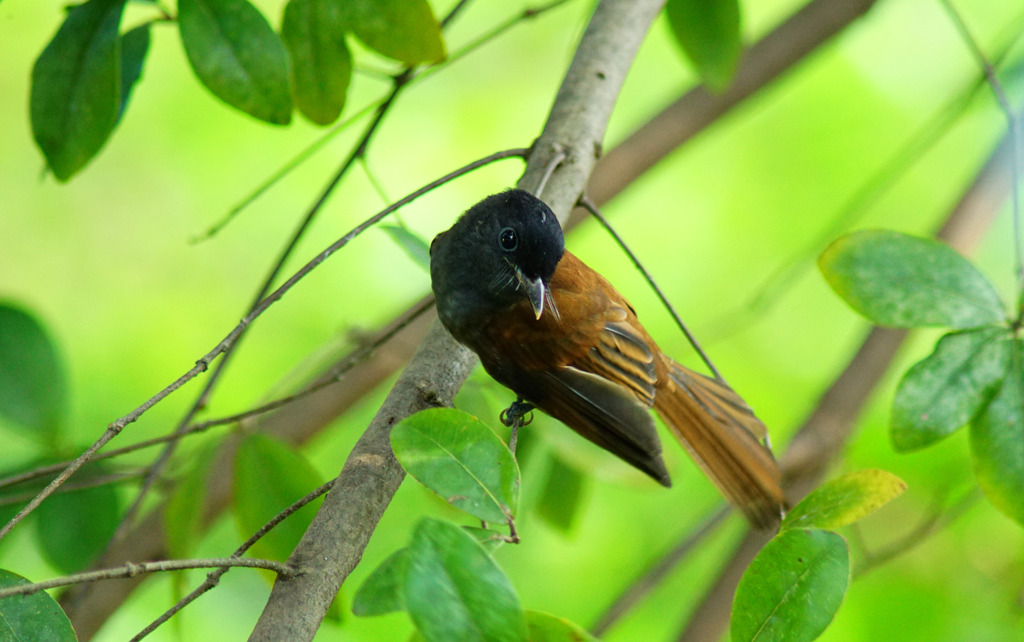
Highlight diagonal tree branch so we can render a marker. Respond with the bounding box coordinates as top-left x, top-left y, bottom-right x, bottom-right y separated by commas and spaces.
247, 0, 666, 638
